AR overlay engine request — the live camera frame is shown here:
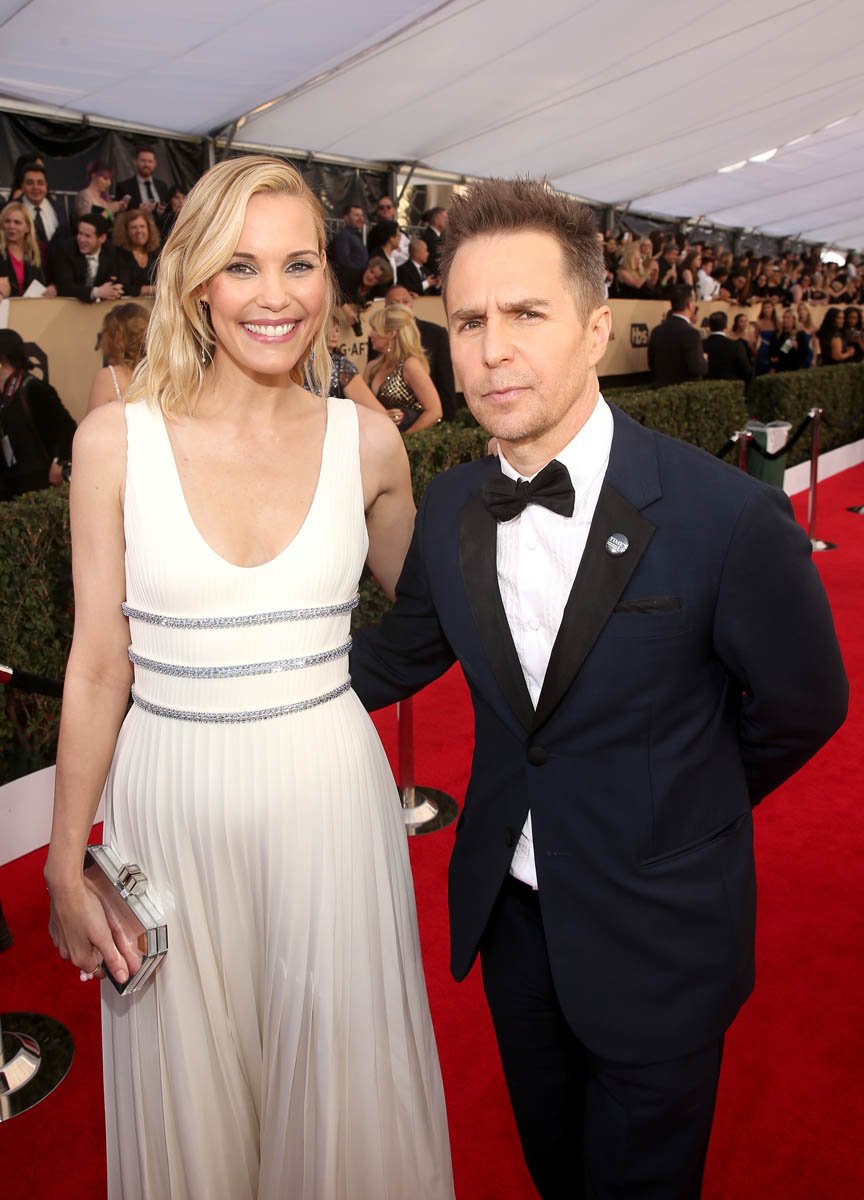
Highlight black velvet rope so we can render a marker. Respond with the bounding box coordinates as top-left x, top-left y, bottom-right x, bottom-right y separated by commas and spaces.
0, 668, 64, 699
746, 414, 814, 460
716, 412, 815, 461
